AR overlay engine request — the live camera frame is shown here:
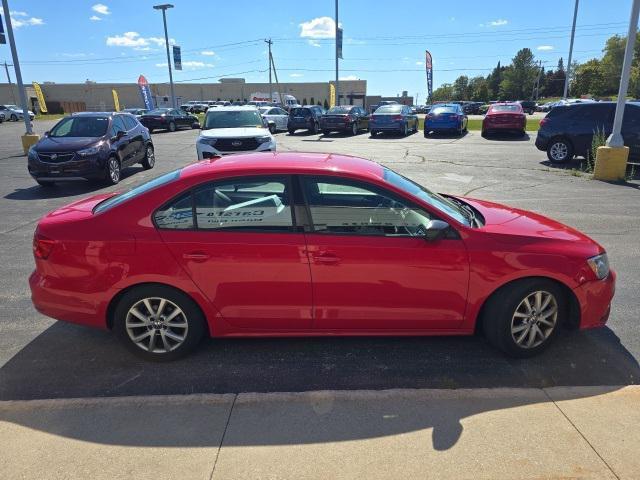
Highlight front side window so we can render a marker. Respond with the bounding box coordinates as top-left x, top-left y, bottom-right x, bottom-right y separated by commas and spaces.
110, 116, 127, 136
194, 178, 293, 231
301, 177, 431, 236
121, 115, 137, 130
